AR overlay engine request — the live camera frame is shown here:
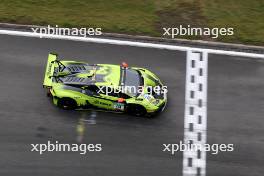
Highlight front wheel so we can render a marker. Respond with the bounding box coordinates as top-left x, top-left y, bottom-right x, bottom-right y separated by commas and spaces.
57, 98, 77, 110
126, 104, 147, 117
